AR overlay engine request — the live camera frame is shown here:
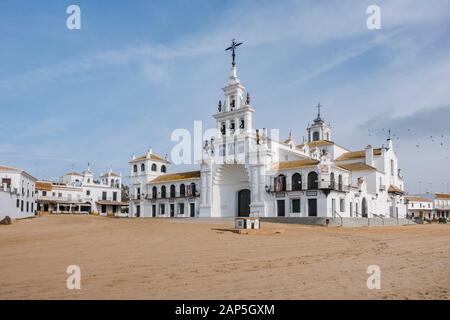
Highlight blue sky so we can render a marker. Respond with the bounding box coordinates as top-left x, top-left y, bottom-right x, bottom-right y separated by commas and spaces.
1, 0, 450, 193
